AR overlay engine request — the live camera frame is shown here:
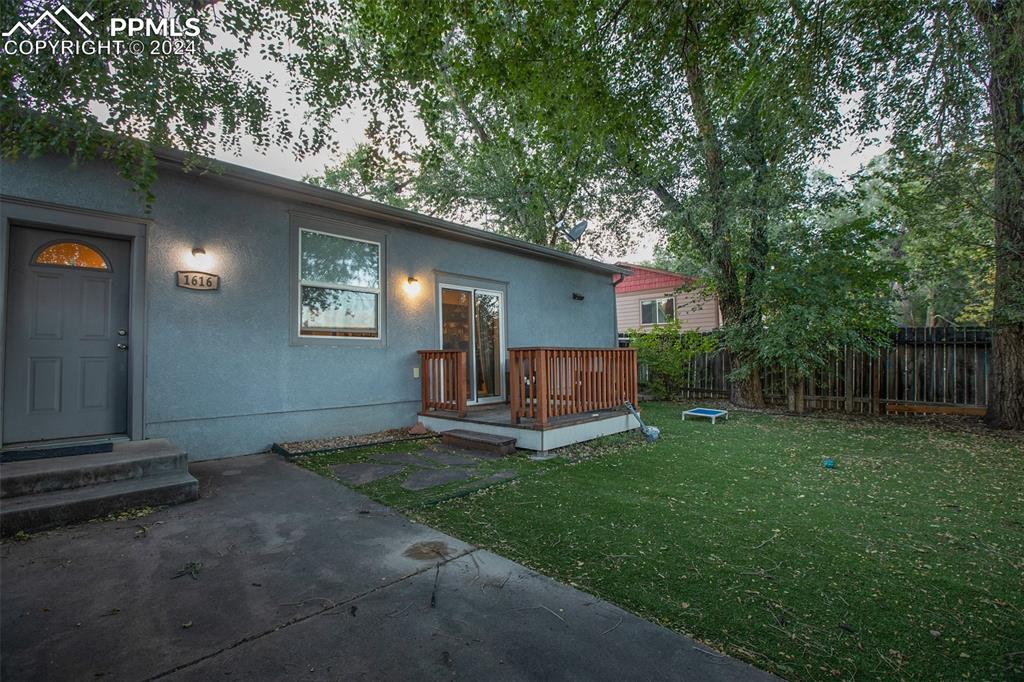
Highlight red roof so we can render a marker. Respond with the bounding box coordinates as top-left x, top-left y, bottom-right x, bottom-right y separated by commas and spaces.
614, 263, 695, 294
